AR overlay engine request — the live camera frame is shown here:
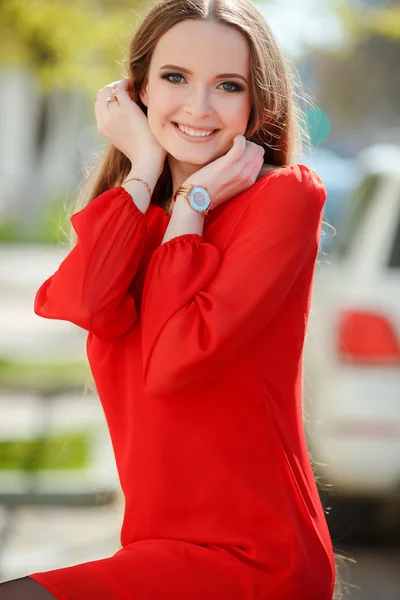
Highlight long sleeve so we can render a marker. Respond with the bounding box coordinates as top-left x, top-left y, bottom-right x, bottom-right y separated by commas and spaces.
34, 186, 147, 340
141, 165, 326, 397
